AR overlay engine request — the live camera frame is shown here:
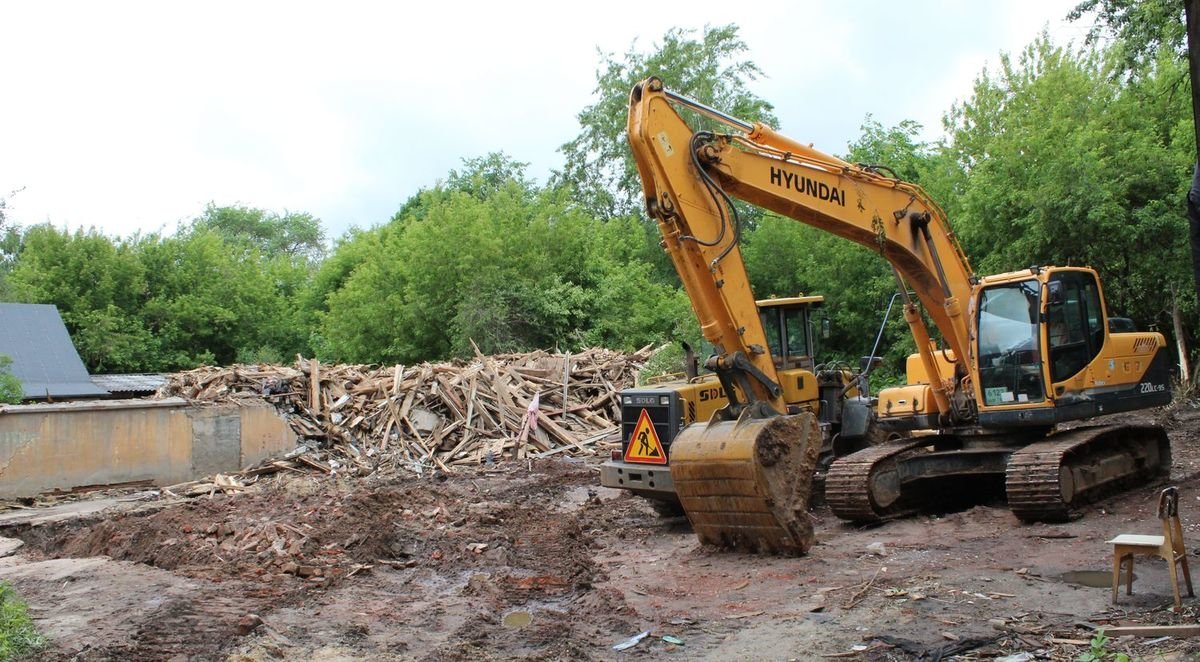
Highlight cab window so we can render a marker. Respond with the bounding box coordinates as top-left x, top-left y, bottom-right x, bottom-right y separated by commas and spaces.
760, 310, 782, 359
784, 307, 810, 358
